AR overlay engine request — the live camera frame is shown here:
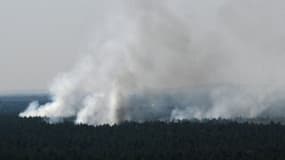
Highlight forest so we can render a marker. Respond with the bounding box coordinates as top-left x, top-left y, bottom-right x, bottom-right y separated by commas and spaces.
0, 95, 285, 160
